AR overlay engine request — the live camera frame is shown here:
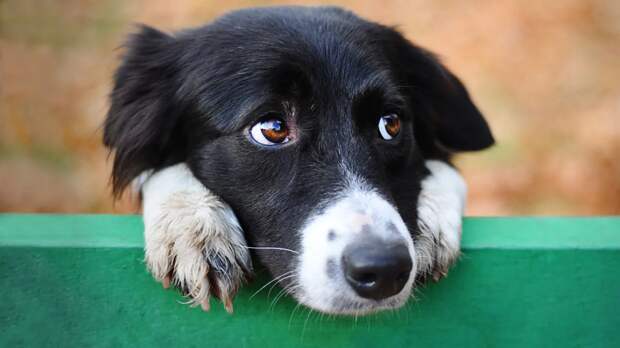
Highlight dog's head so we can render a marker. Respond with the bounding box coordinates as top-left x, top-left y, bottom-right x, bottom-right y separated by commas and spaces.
104, 7, 493, 314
